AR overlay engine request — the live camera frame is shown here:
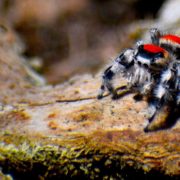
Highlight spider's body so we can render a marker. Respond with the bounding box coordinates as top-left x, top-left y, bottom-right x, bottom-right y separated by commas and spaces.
150, 28, 180, 59
98, 29, 180, 132
97, 43, 170, 100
